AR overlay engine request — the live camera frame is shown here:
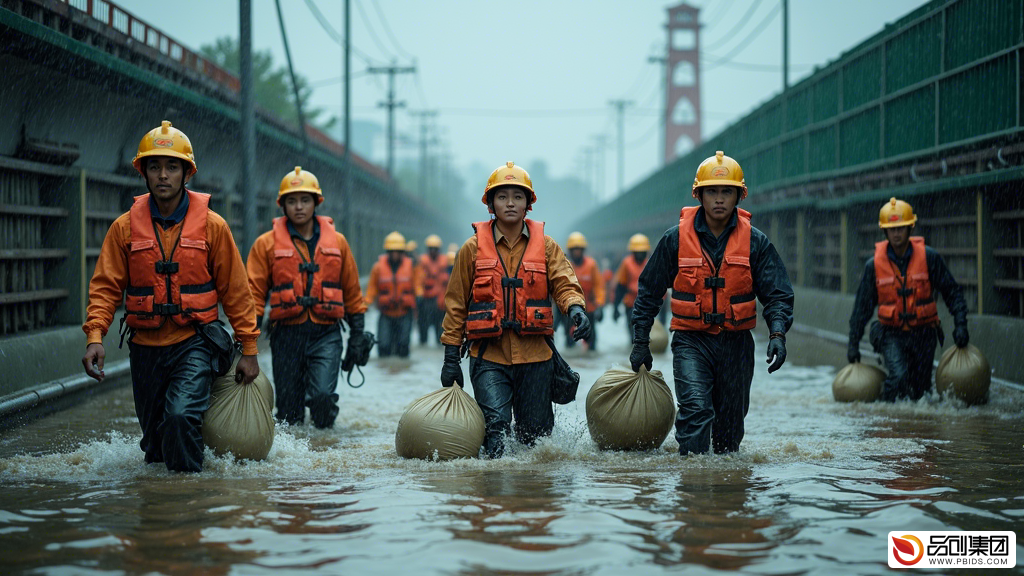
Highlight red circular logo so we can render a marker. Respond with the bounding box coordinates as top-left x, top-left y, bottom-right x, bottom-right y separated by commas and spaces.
889, 214, 901, 222
710, 167, 730, 178
153, 138, 174, 148
290, 178, 304, 186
